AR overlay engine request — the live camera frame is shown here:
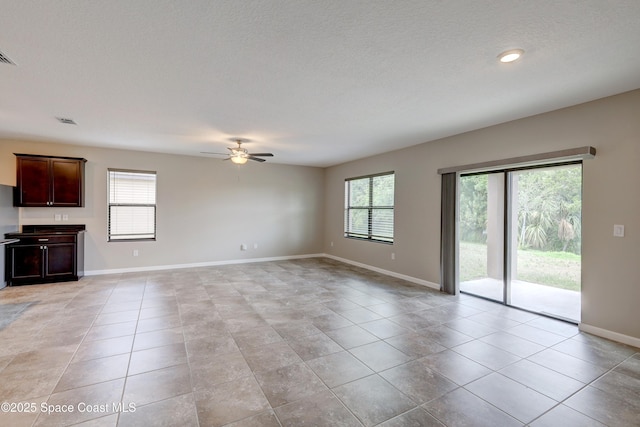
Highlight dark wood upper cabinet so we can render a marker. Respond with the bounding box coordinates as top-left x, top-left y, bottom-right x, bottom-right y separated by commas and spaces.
14, 154, 87, 207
